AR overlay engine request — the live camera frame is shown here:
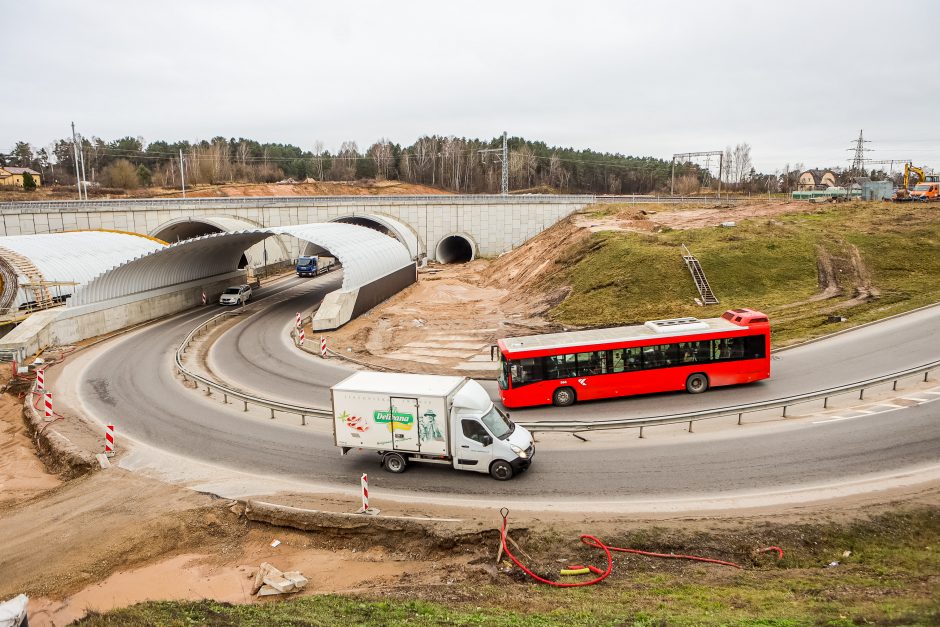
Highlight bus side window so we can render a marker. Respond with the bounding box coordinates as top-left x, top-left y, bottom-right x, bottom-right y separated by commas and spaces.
547, 354, 577, 379
576, 351, 606, 376
611, 349, 625, 373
